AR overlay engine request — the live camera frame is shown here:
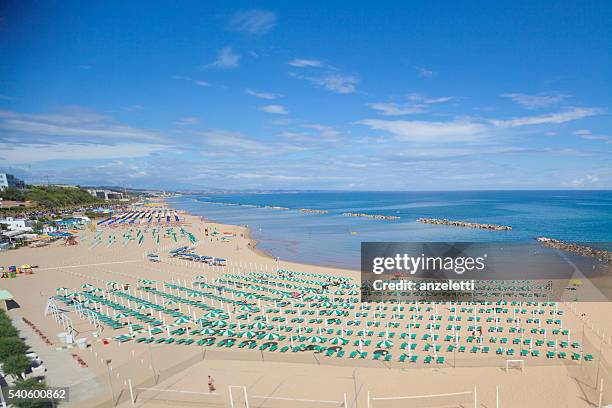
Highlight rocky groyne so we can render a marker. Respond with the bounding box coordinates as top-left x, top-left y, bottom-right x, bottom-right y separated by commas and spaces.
342, 212, 400, 220
536, 237, 612, 264
299, 209, 329, 214
417, 218, 512, 231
